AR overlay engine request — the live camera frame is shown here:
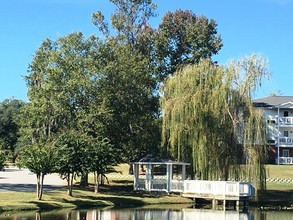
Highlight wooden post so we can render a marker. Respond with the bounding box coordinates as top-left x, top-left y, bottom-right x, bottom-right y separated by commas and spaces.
235, 200, 240, 211
166, 164, 173, 192
182, 165, 186, 180
146, 164, 152, 191
212, 199, 218, 209
133, 164, 139, 190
